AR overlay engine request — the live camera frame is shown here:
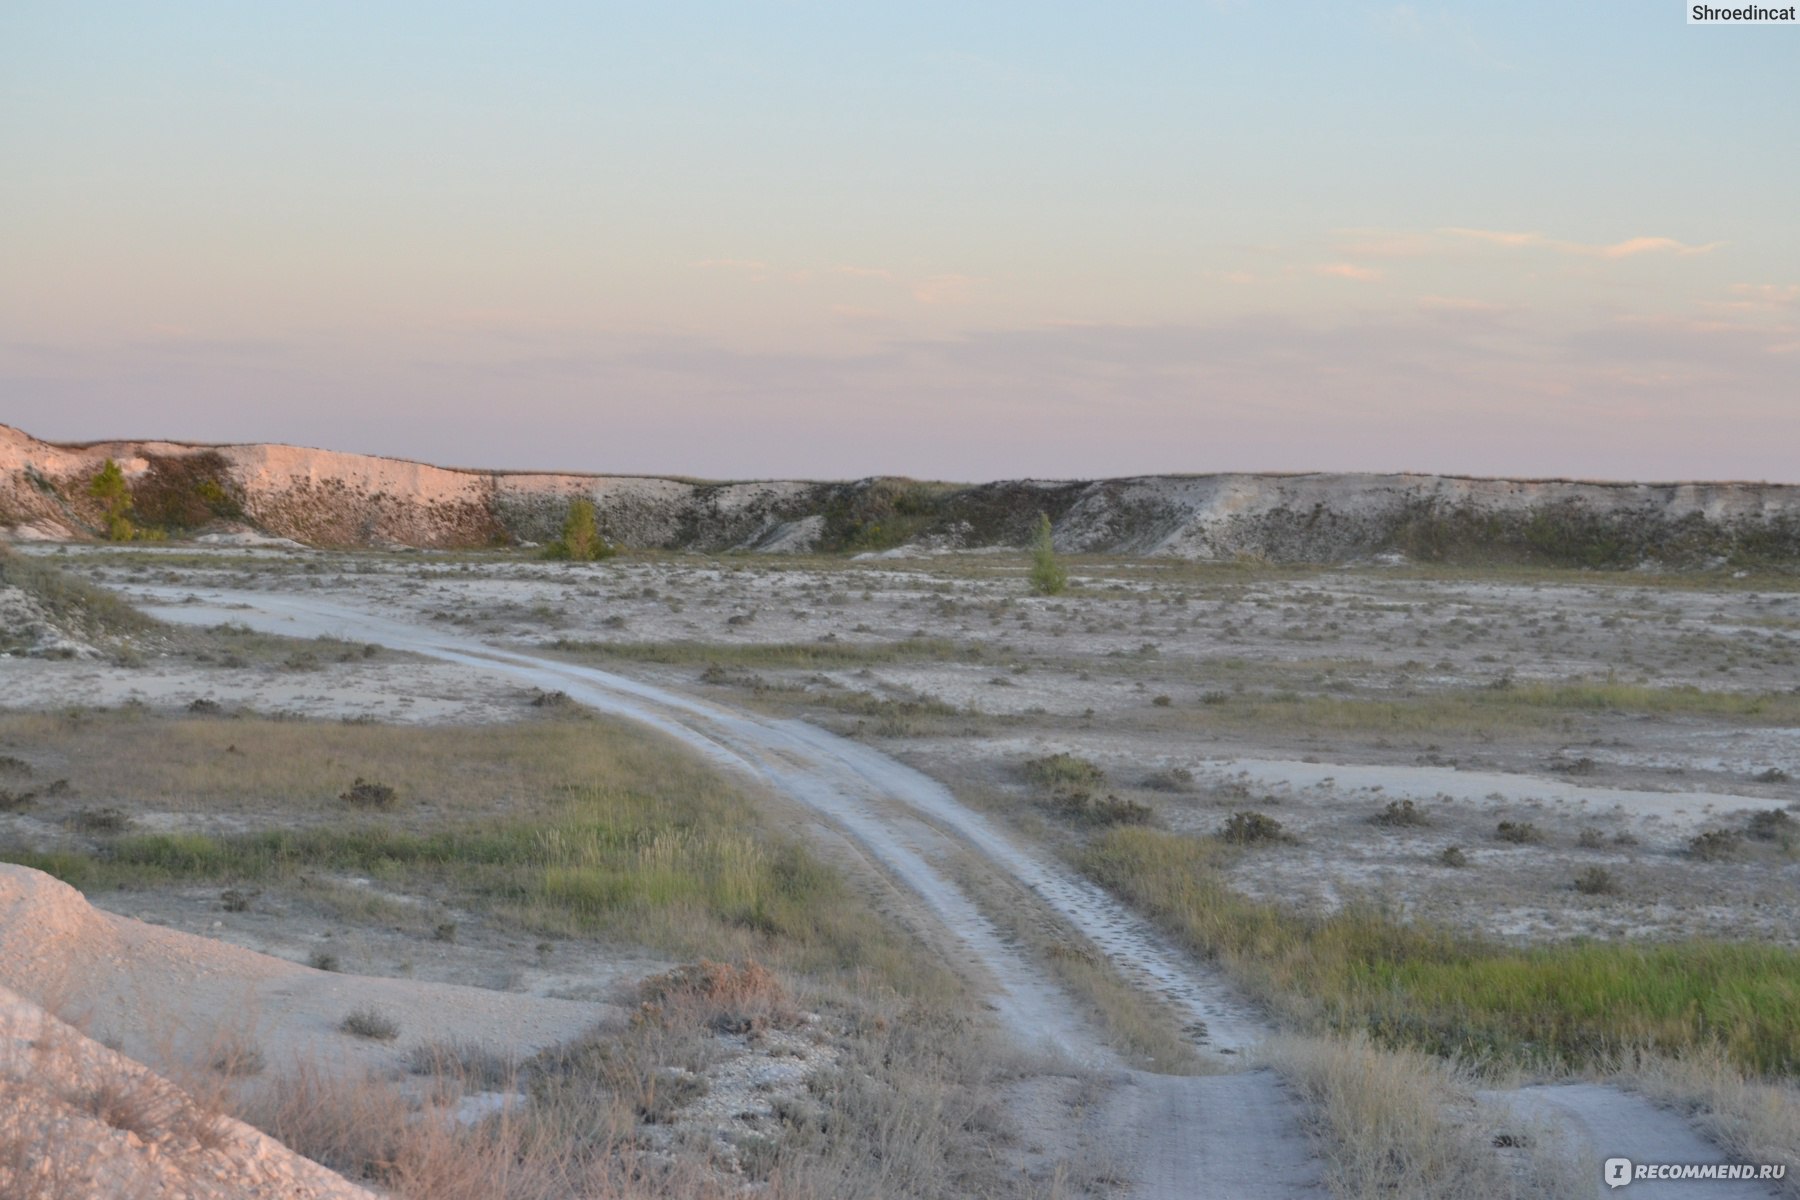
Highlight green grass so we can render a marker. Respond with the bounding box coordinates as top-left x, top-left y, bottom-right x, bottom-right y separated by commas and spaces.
0, 710, 924, 980
1081, 826, 1800, 1075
